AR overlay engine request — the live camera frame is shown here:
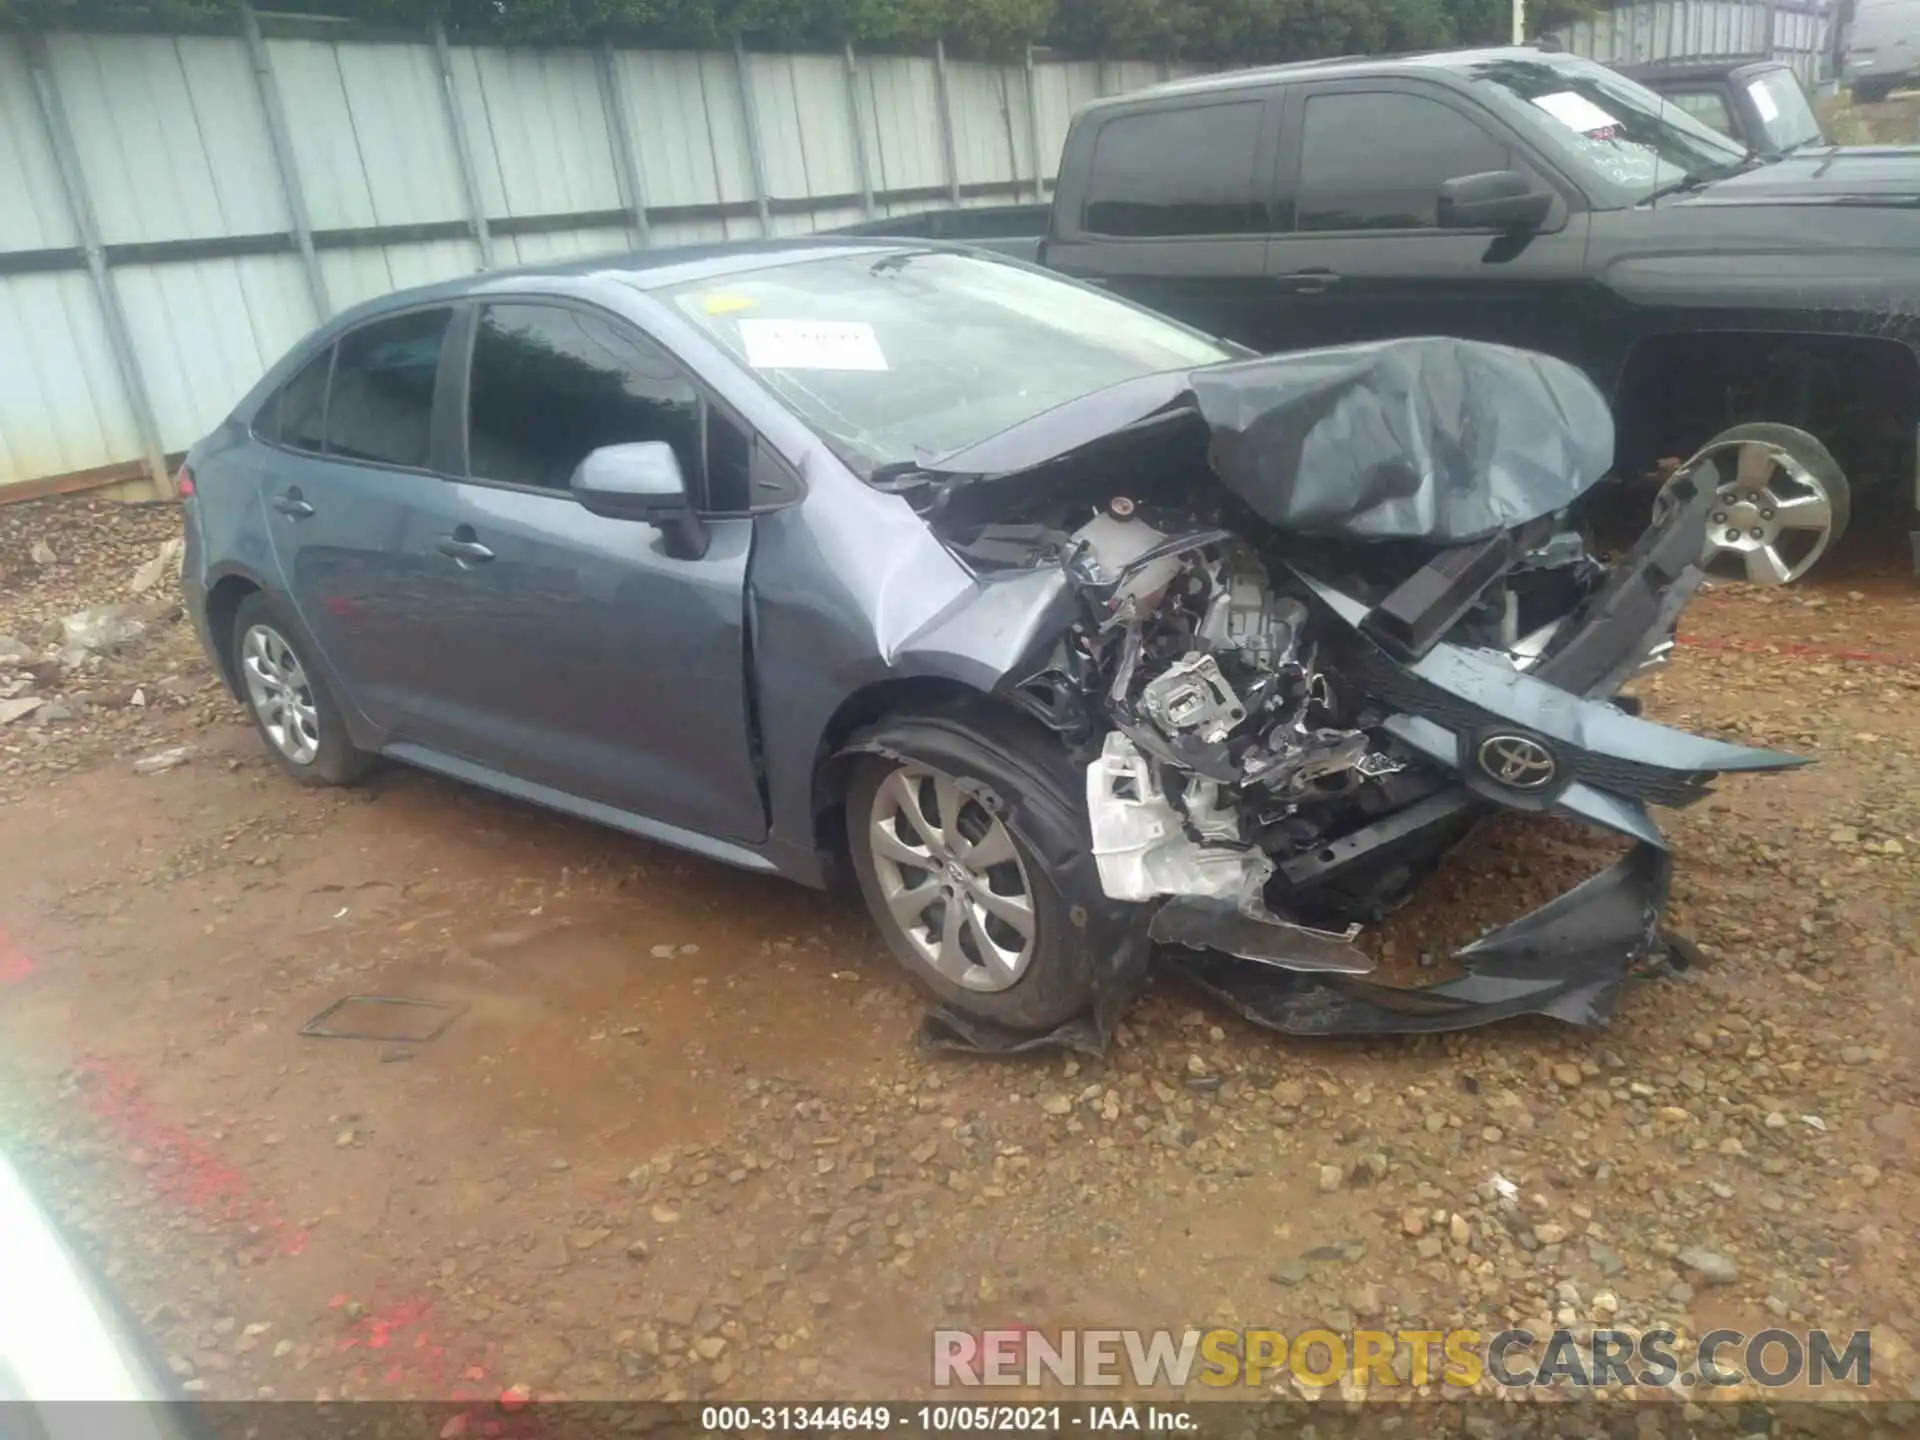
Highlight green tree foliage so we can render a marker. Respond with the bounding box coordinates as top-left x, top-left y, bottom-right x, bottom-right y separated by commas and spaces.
0, 0, 1595, 59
